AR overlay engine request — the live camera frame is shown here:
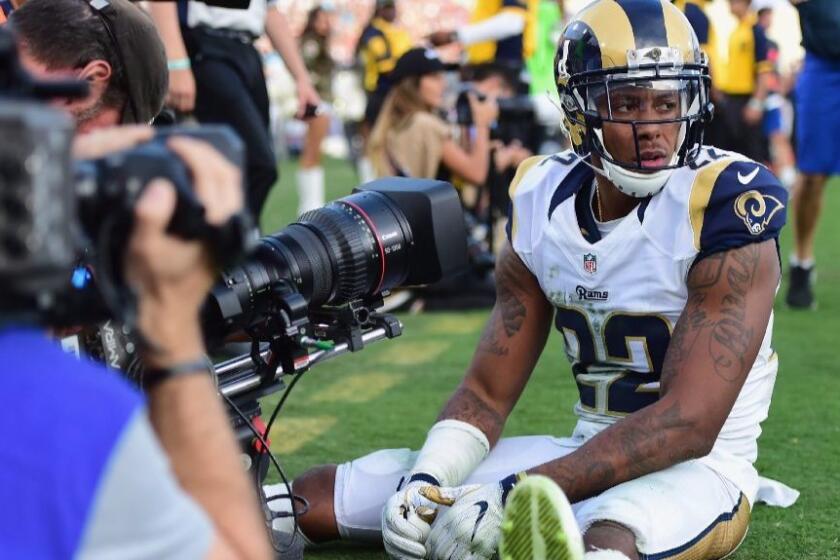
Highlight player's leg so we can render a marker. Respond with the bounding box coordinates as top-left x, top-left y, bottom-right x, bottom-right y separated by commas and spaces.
271, 435, 577, 545
574, 460, 749, 560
